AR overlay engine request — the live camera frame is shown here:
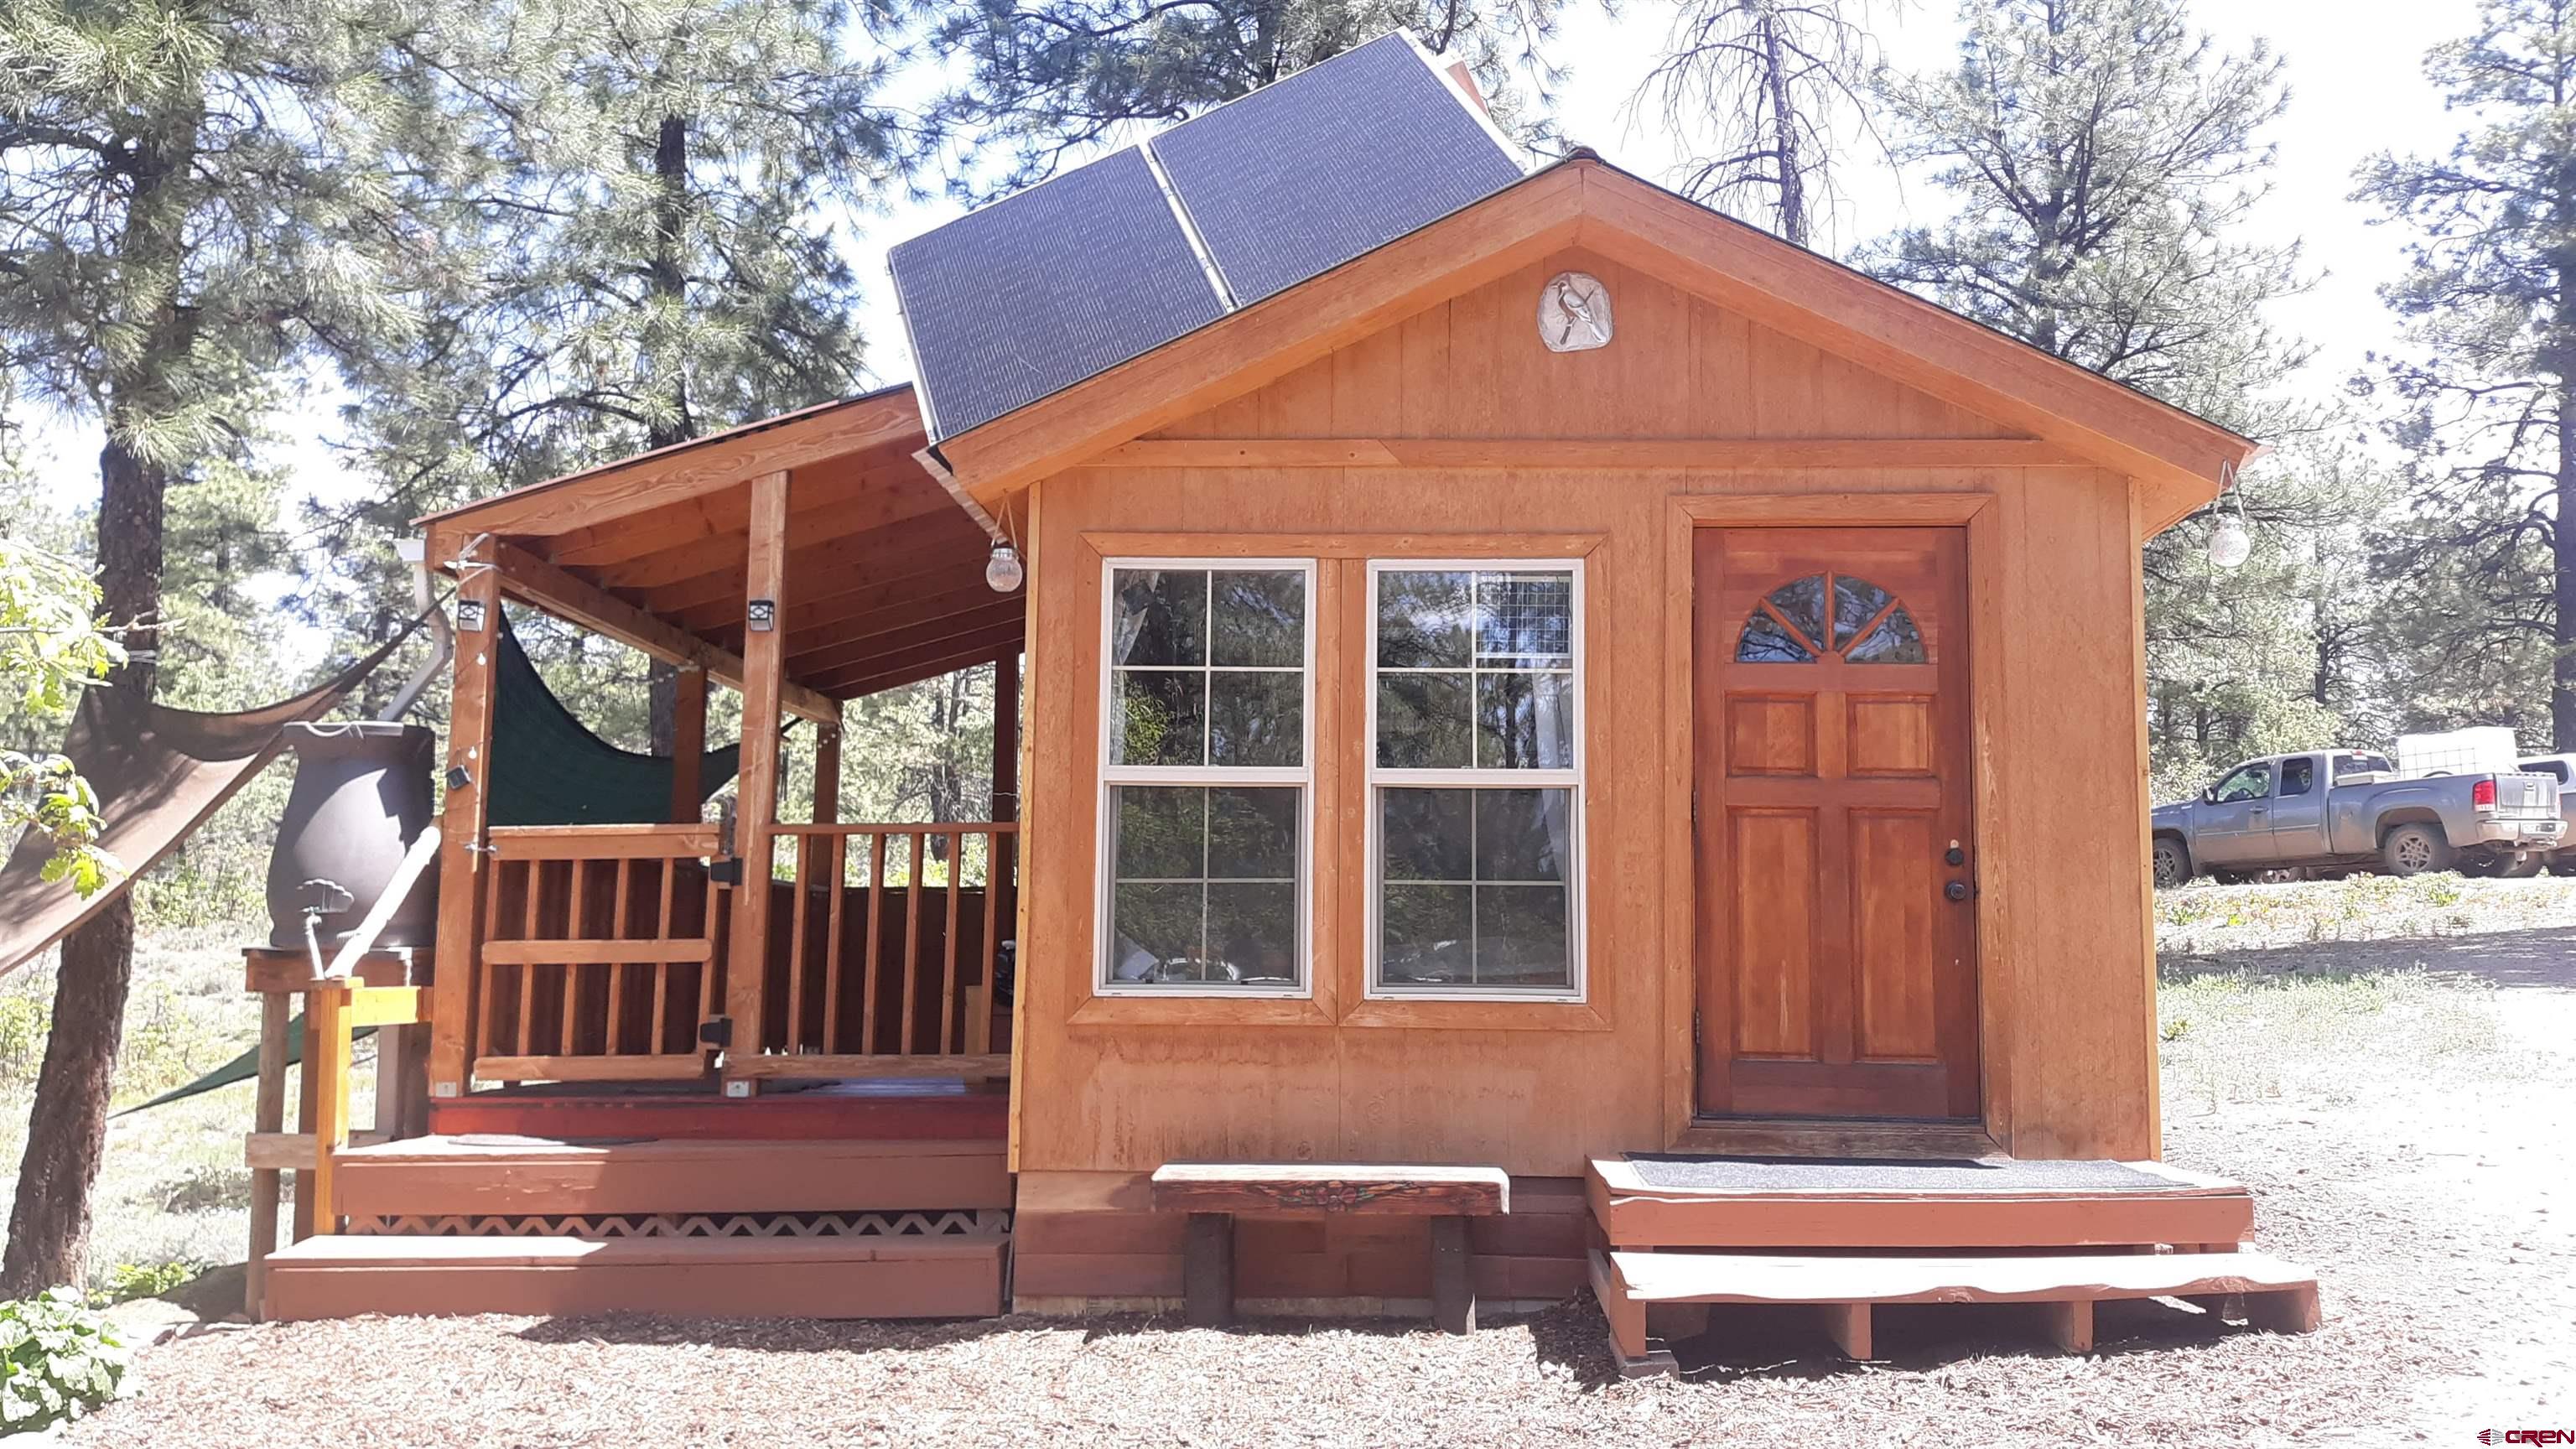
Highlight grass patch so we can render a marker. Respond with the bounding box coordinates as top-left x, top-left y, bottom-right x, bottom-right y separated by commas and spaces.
2157, 963, 2512, 1114
2155, 872, 2576, 953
